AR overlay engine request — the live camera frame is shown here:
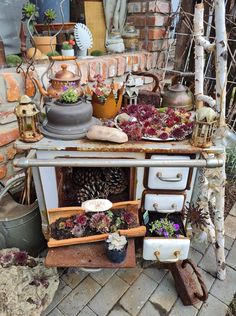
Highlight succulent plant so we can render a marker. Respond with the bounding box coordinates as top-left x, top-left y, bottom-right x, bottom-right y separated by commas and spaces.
71, 225, 85, 237
89, 212, 112, 233
60, 87, 80, 104
106, 233, 127, 251
74, 214, 88, 227
149, 217, 180, 238
121, 211, 135, 225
